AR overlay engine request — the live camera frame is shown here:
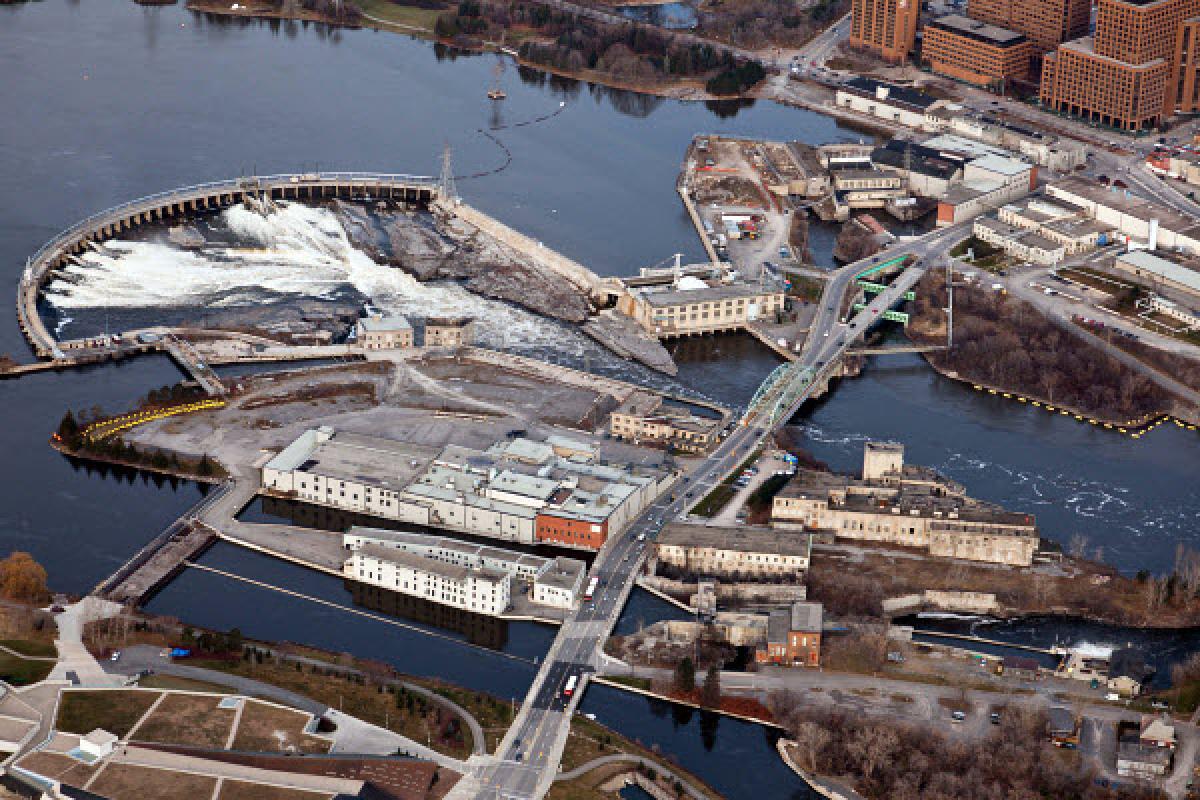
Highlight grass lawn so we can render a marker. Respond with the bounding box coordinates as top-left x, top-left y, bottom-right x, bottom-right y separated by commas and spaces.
357, 0, 445, 31
0, 639, 56, 658
56, 690, 159, 738
191, 655, 473, 758
89, 762, 218, 800
0, 652, 53, 686
131, 693, 237, 749
231, 700, 330, 754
